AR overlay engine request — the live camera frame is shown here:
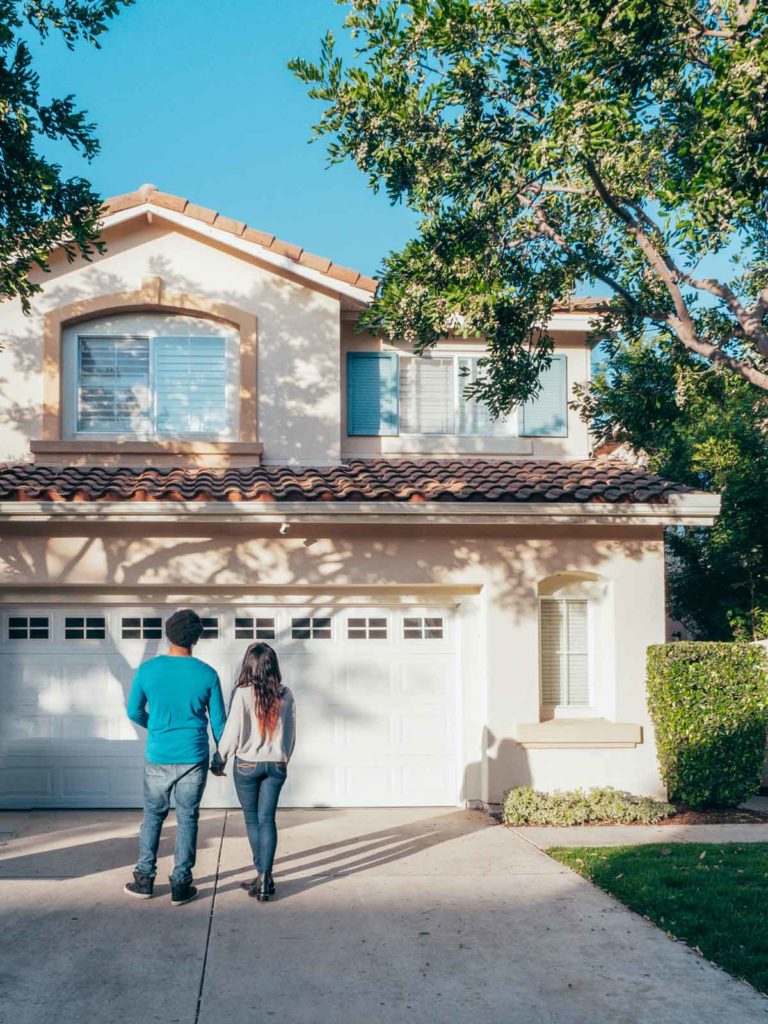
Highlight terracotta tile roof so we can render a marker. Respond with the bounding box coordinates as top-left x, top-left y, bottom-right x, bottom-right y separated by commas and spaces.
102, 184, 608, 313
0, 459, 694, 504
